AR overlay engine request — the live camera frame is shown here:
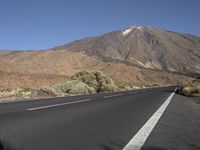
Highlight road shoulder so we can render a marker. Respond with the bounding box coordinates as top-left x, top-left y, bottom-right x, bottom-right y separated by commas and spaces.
141, 94, 200, 150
